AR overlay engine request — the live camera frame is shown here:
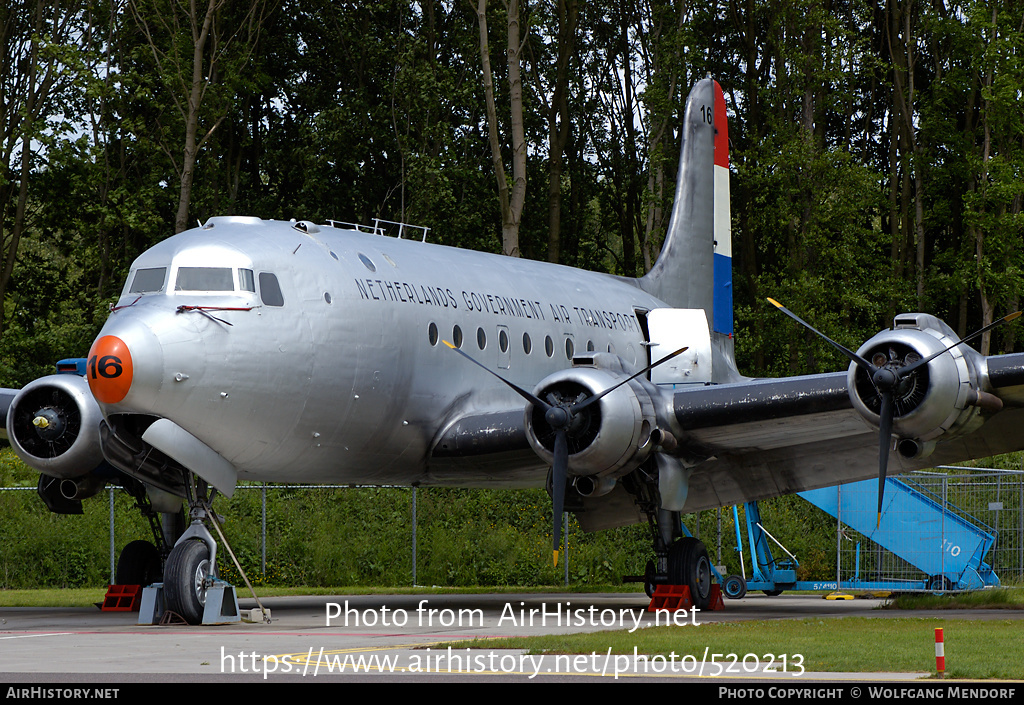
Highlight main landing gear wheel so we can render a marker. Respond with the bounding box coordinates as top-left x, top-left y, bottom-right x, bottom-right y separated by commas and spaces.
115, 540, 162, 587
722, 574, 747, 600
667, 537, 712, 610
163, 539, 211, 624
